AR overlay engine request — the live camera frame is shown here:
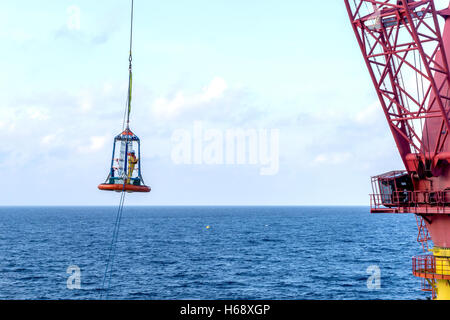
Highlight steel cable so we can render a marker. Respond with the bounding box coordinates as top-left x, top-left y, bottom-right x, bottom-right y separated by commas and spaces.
100, 0, 134, 299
